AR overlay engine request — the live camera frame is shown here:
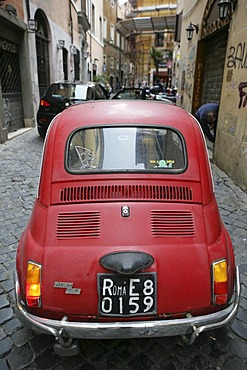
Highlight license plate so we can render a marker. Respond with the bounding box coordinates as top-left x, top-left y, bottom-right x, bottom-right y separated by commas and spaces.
98, 273, 157, 316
